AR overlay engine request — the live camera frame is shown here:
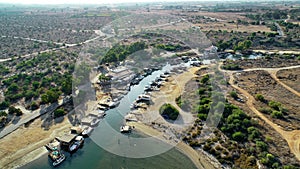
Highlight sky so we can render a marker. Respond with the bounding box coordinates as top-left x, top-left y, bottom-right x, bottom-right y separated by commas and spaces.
0, 0, 201, 5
